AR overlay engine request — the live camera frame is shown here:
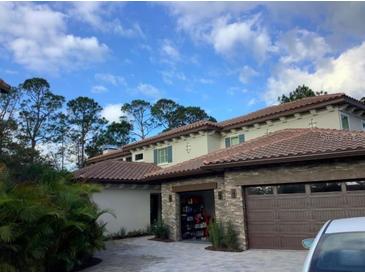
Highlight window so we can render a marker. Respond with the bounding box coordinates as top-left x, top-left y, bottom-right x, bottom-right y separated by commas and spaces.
154, 146, 172, 164
225, 134, 245, 148
345, 181, 365, 191
246, 186, 274, 195
309, 232, 365, 272
126, 156, 132, 162
310, 182, 342, 193
340, 113, 350, 130
277, 183, 305, 194
362, 121, 365, 131
135, 153, 143, 161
